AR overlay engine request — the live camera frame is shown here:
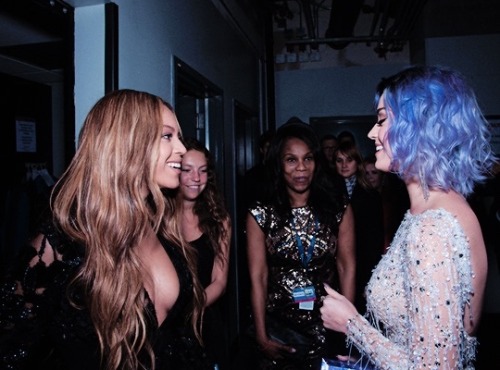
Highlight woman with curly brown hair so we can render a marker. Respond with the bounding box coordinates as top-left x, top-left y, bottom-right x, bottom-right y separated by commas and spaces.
176, 137, 231, 369
0, 90, 212, 370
